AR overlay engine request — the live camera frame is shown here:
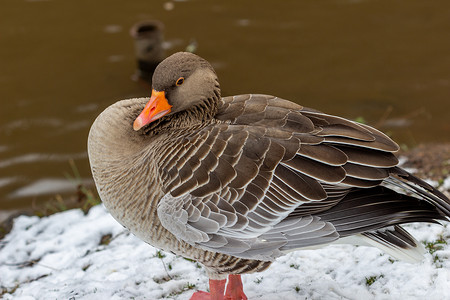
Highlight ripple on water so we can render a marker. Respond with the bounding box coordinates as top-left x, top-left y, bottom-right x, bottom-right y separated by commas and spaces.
0, 152, 87, 168
1, 119, 64, 134
8, 178, 93, 198
0, 177, 18, 189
